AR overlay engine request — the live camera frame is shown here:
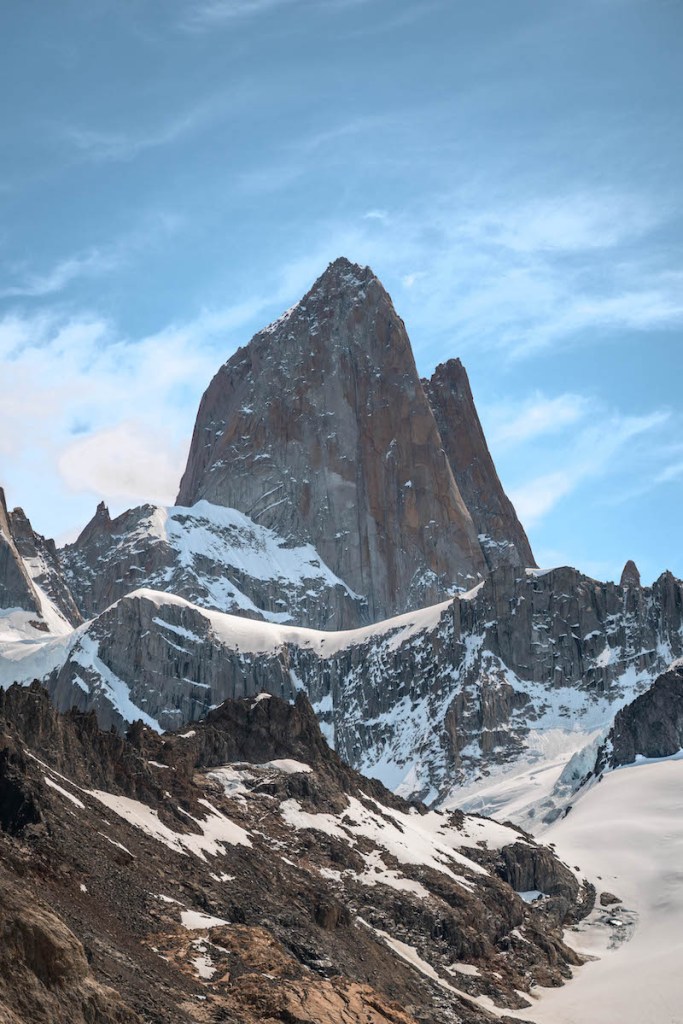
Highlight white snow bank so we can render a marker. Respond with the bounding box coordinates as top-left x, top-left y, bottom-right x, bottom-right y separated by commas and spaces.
260, 758, 312, 774
88, 791, 251, 859
508, 759, 683, 1023
71, 634, 161, 731
360, 920, 504, 1016
129, 586, 457, 659
180, 910, 228, 930
280, 794, 488, 881
43, 775, 86, 809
